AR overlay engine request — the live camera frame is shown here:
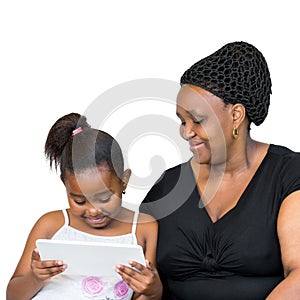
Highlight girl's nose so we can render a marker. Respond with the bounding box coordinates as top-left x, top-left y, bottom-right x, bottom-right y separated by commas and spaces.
85, 201, 102, 215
